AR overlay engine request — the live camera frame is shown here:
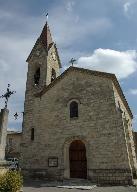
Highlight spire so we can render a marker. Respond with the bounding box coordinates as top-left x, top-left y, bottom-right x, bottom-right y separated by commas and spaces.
26, 21, 54, 62
39, 21, 53, 50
